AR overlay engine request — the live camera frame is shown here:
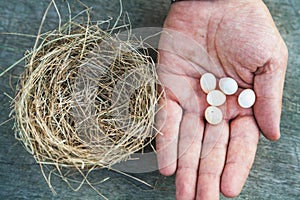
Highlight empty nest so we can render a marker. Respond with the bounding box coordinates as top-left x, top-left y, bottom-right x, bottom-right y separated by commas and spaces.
13, 19, 159, 170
